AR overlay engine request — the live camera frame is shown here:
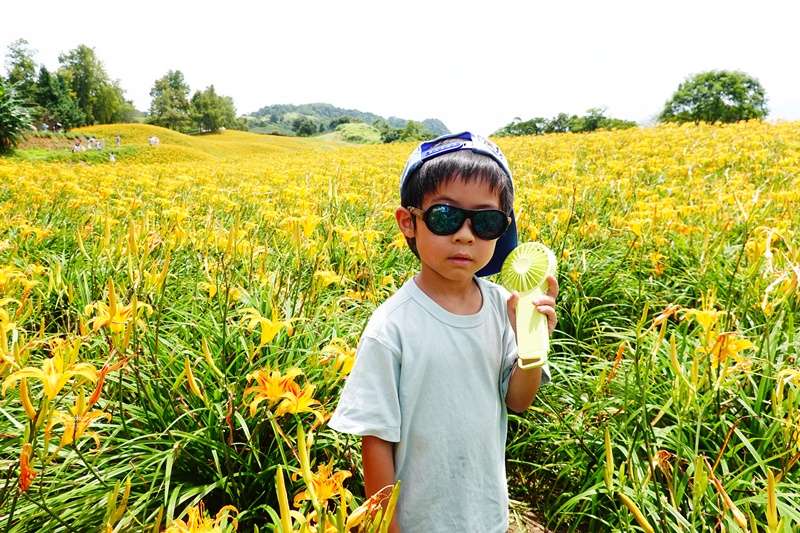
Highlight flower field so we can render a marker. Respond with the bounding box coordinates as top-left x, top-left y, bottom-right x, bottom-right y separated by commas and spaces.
0, 121, 798, 532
